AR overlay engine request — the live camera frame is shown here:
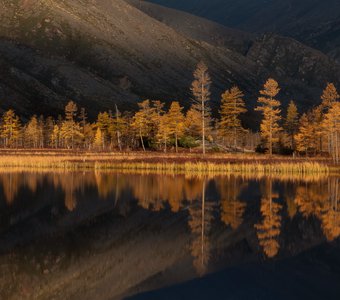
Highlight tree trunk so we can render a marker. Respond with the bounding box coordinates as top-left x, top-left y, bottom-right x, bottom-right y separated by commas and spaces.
140, 127, 145, 152
175, 132, 178, 153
